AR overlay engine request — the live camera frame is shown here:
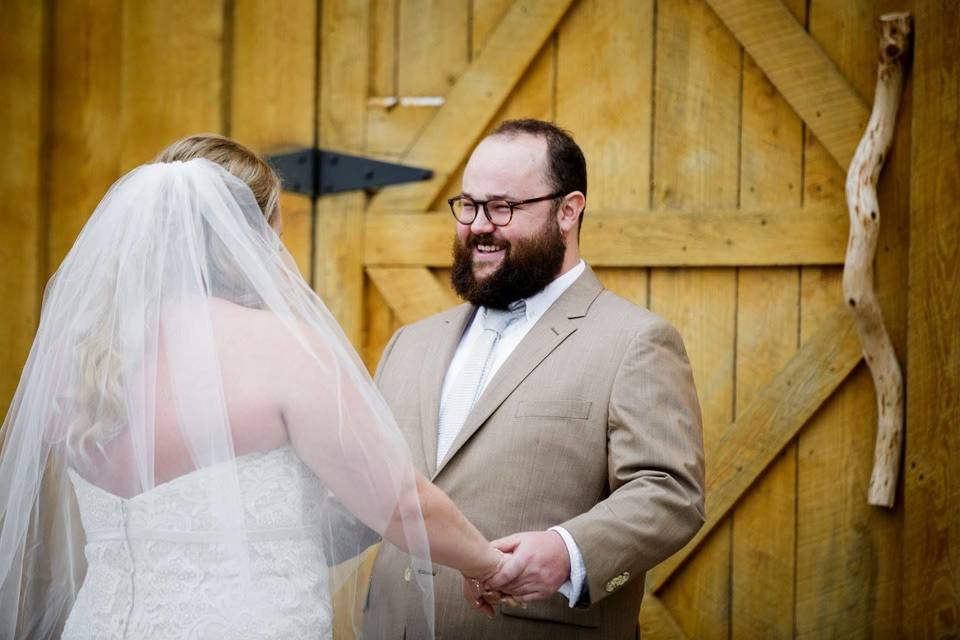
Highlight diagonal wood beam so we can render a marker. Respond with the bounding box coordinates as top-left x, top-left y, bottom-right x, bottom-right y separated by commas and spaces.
648, 302, 864, 592
639, 595, 690, 640
365, 205, 849, 267
704, 0, 870, 169
367, 0, 576, 212
367, 267, 460, 325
